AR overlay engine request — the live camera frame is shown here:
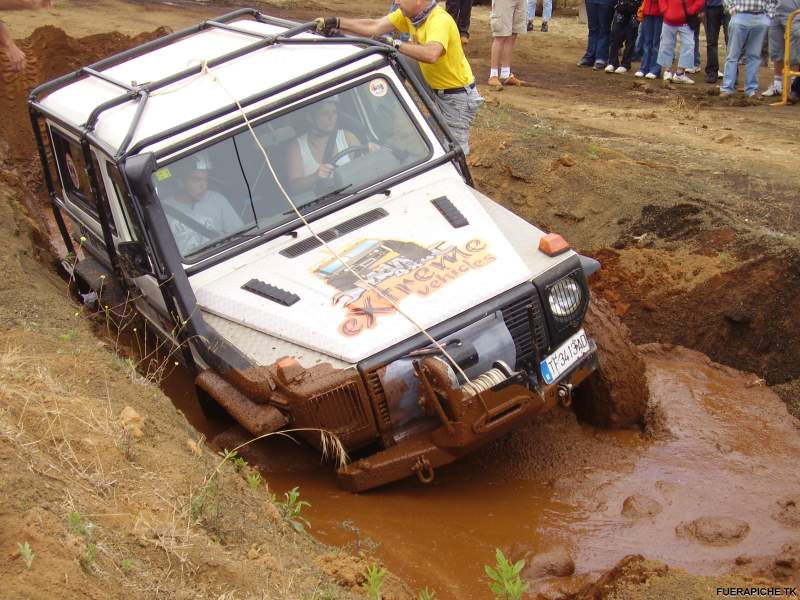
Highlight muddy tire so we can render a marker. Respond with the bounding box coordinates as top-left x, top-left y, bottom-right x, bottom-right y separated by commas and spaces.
573, 297, 649, 428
